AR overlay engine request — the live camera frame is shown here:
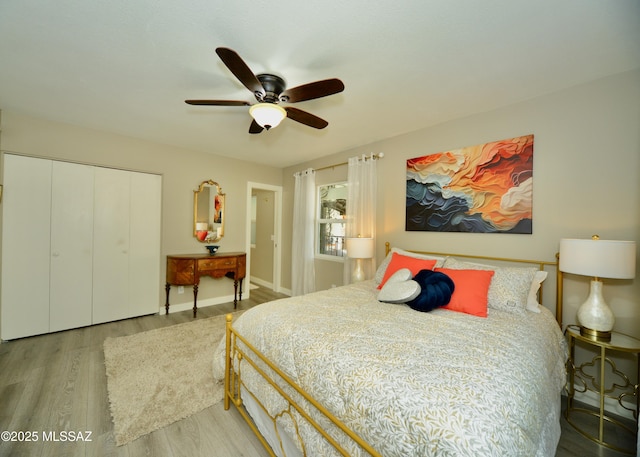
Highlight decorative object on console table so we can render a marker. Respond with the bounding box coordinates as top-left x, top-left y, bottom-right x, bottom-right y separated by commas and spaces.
564, 325, 640, 454
205, 245, 219, 255
559, 236, 636, 342
165, 252, 246, 317
346, 236, 374, 282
